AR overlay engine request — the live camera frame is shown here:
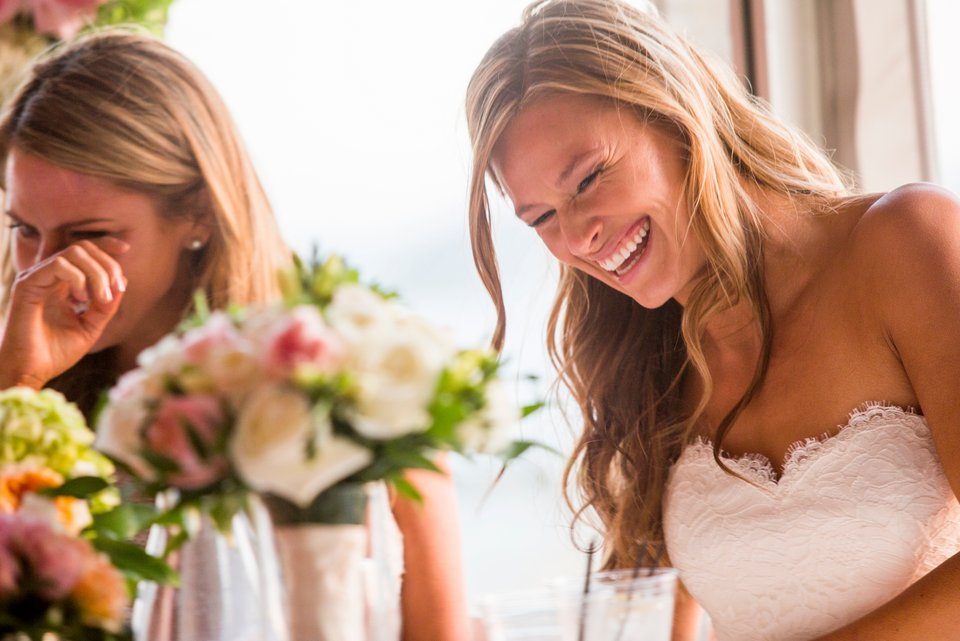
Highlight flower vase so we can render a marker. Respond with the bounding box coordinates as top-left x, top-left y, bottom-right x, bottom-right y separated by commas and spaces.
131, 494, 289, 641
268, 482, 403, 641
